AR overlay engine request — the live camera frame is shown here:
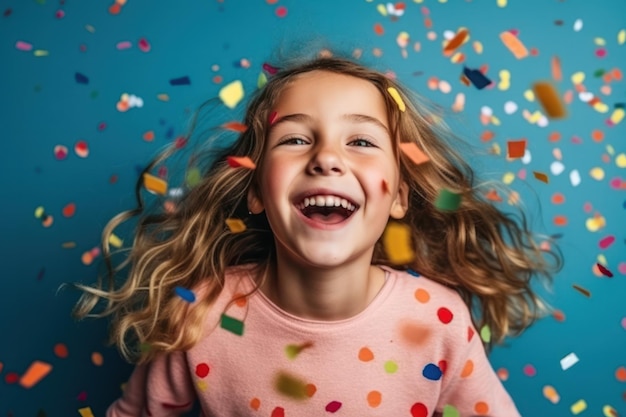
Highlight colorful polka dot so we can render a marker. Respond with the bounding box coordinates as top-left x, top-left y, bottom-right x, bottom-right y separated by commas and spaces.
410, 402, 429, 417
442, 404, 461, 417
474, 401, 489, 414
414, 288, 430, 303
384, 360, 398, 374
325, 401, 342, 412
437, 307, 454, 324
249, 398, 261, 410
460, 359, 474, 377
422, 363, 442, 381
195, 363, 210, 378
367, 390, 382, 407
467, 326, 475, 341
305, 383, 317, 397
438, 360, 448, 374
271, 407, 285, 417
358, 347, 374, 362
